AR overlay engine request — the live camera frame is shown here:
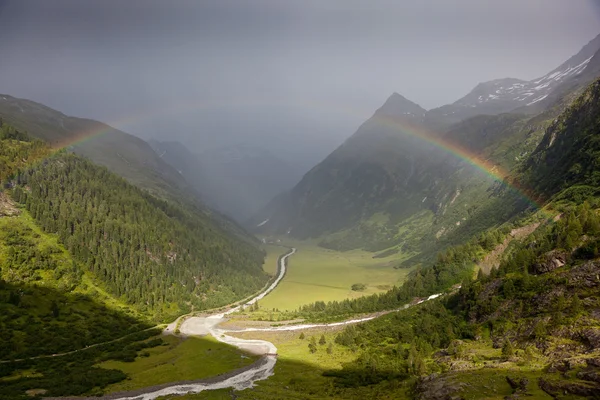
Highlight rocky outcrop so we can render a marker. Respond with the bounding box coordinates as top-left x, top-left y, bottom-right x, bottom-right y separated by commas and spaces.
506, 376, 528, 392
587, 357, 600, 368
578, 369, 600, 384
568, 261, 600, 288
531, 250, 567, 274
505, 376, 529, 399
539, 377, 600, 398
0, 192, 19, 217
415, 373, 465, 400
579, 328, 600, 350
